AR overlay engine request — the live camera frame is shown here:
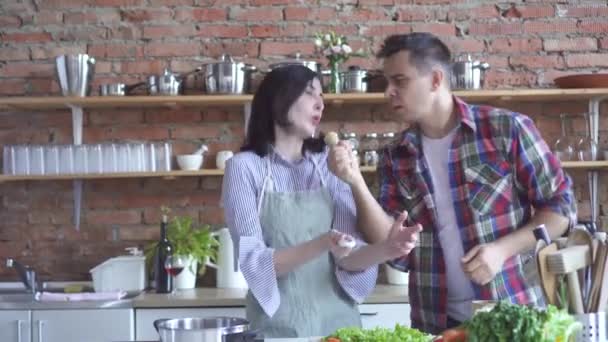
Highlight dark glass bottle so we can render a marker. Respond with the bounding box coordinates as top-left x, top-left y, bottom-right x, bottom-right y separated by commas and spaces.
154, 214, 173, 293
